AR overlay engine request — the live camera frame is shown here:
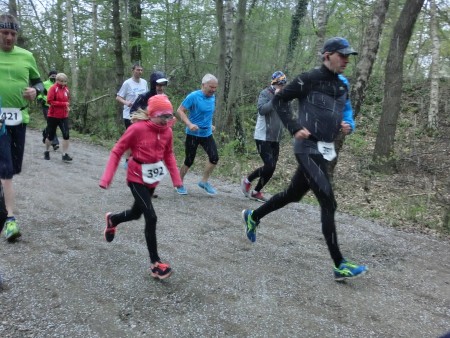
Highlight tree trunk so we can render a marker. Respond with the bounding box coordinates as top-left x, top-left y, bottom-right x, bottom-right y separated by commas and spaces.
84, 0, 98, 101
215, 0, 227, 132
227, 0, 247, 149
428, 0, 439, 130
174, 0, 189, 82
8, 0, 17, 17
327, 0, 391, 179
112, 0, 125, 123
351, 0, 391, 118
284, 0, 308, 74
215, 0, 234, 133
129, 0, 142, 64
9, 0, 27, 47
313, 0, 329, 66
372, 0, 425, 171
66, 0, 78, 100
121, 0, 130, 66
56, 0, 65, 72
163, 0, 170, 70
